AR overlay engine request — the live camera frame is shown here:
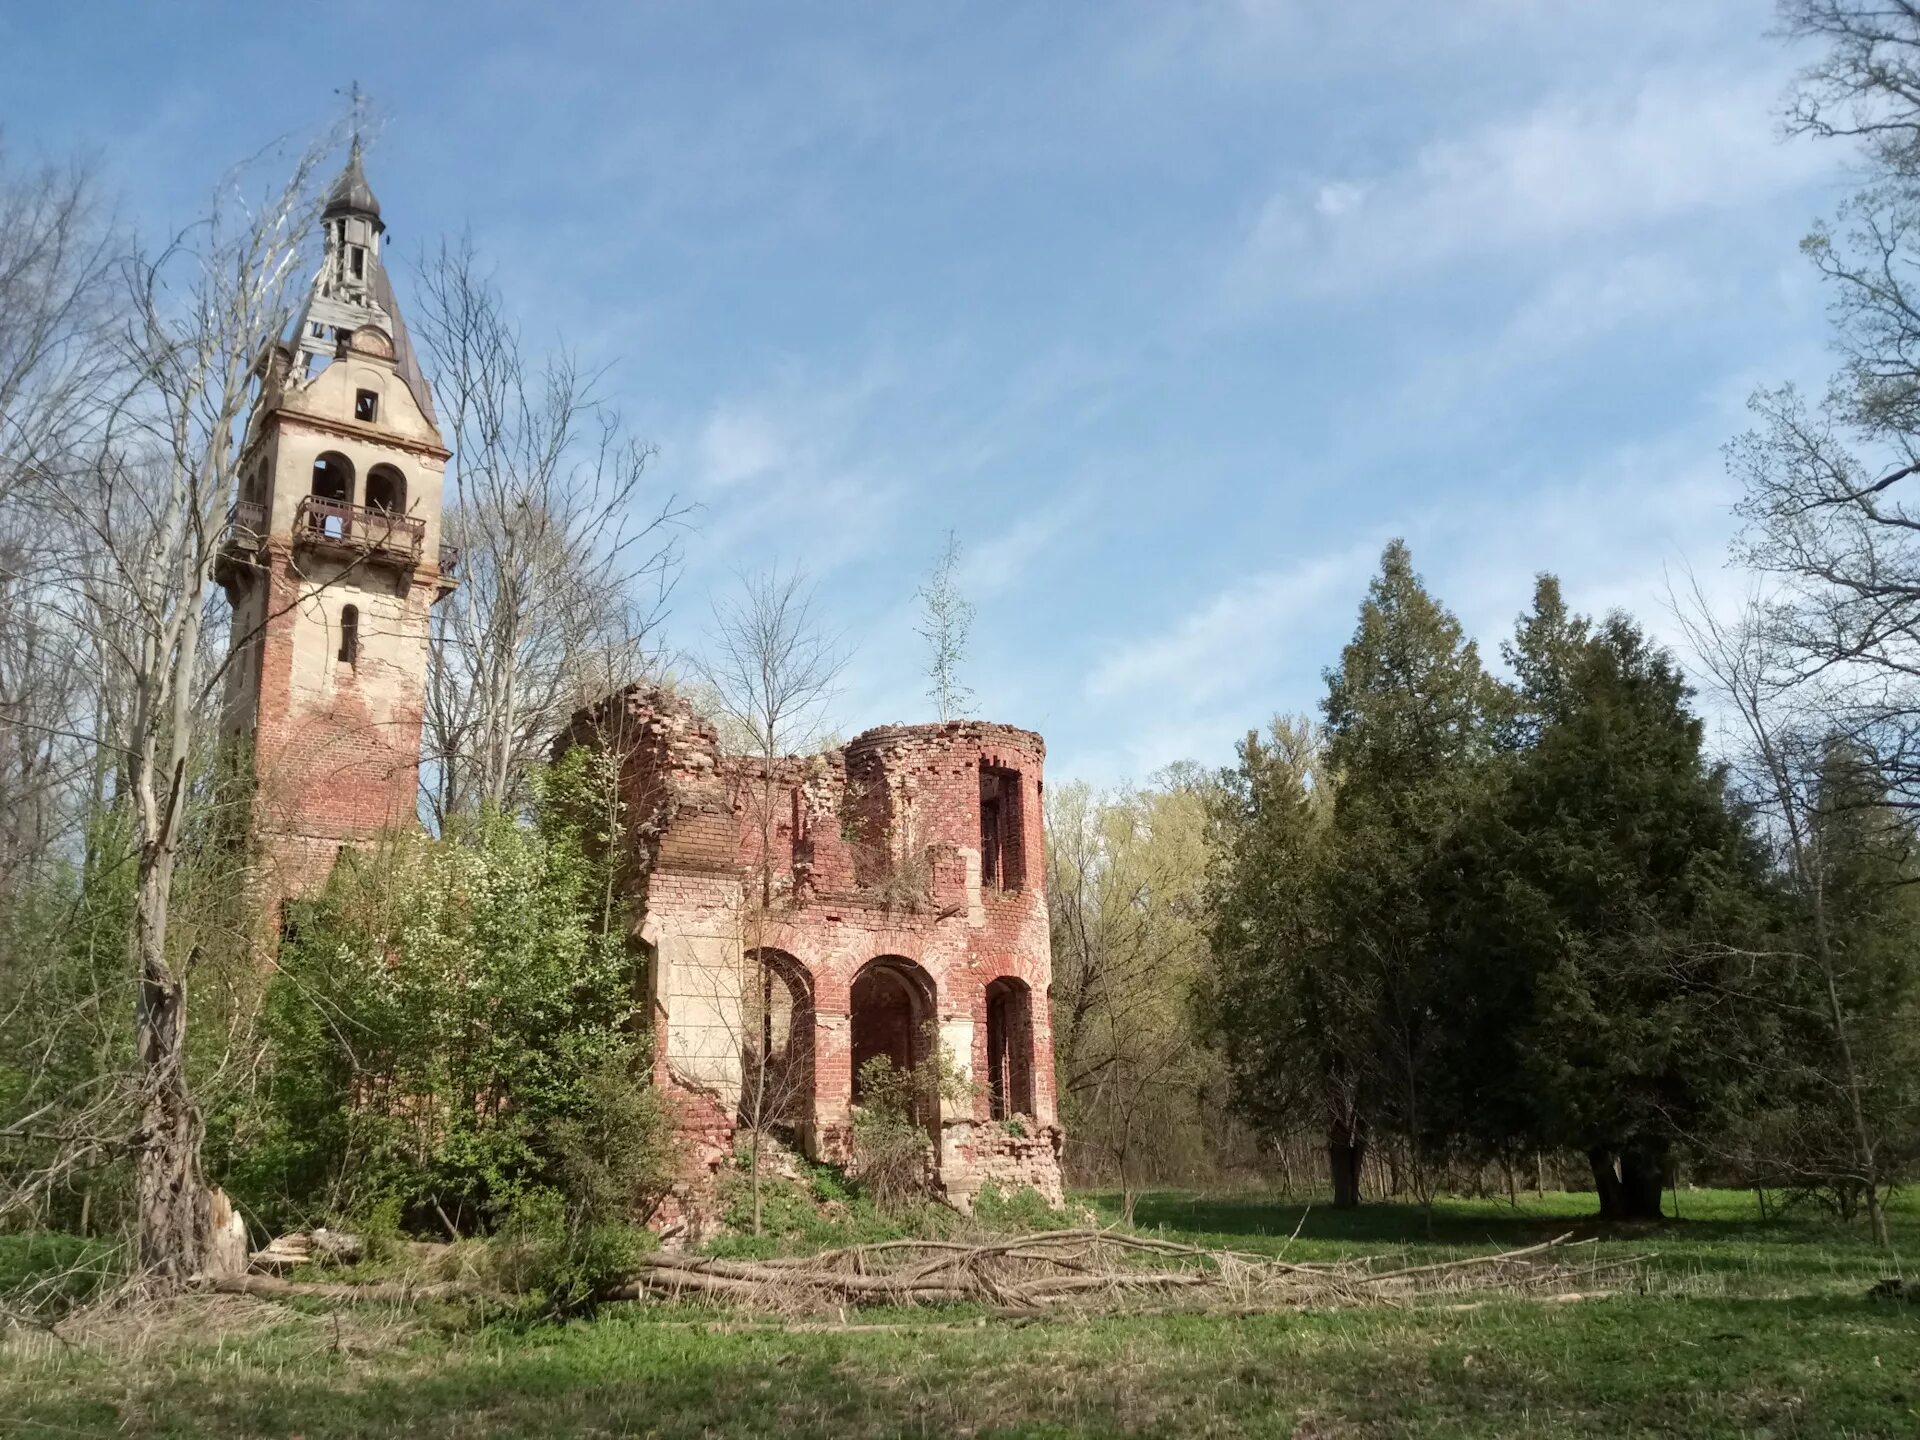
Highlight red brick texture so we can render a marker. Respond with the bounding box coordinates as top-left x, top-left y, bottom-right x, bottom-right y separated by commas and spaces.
243, 543, 436, 916
565, 685, 1065, 1209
